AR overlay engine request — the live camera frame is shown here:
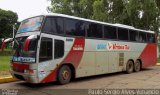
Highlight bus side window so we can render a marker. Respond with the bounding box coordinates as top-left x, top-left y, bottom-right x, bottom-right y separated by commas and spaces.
39, 38, 53, 62
129, 30, 139, 42
104, 25, 117, 40
152, 34, 156, 43
42, 17, 56, 34
65, 19, 85, 37
54, 39, 64, 59
42, 17, 64, 35
118, 28, 128, 41
87, 23, 103, 38
139, 32, 147, 43
147, 33, 156, 43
